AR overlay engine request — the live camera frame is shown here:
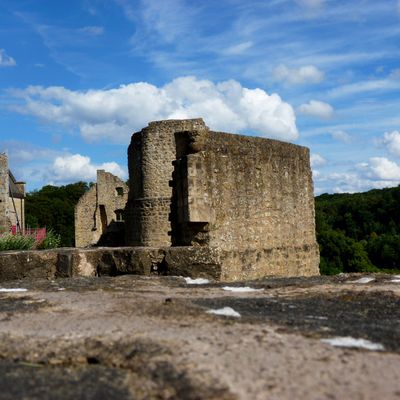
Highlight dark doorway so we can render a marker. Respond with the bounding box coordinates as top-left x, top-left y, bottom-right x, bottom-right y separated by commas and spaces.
99, 205, 107, 233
